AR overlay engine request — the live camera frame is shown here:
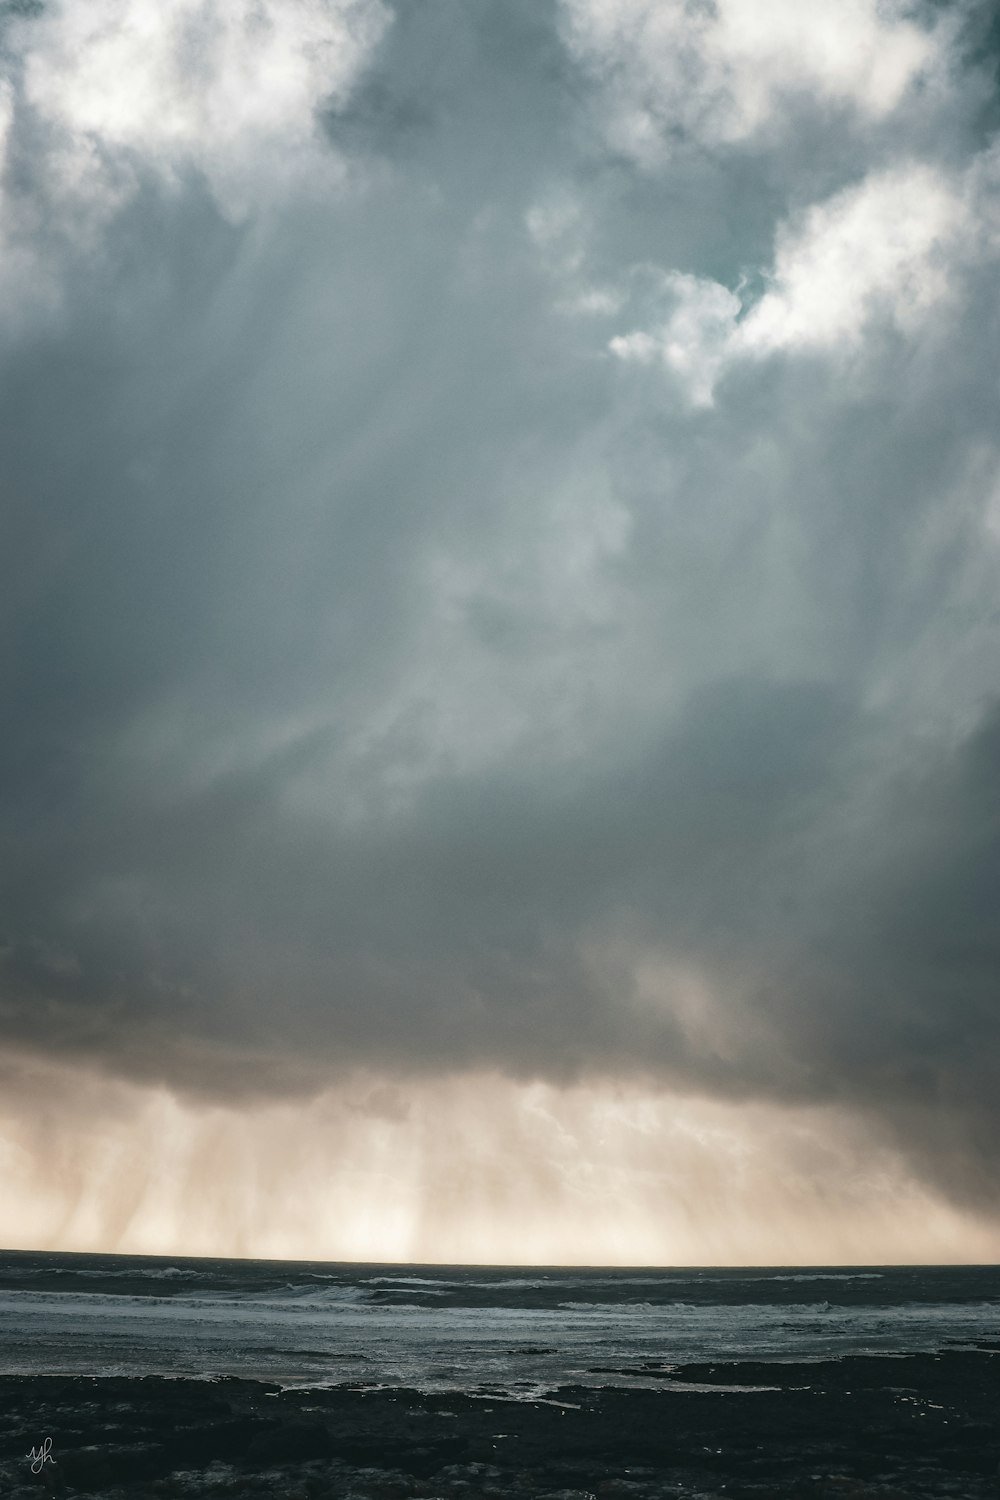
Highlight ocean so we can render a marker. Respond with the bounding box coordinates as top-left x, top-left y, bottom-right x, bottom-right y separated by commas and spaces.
2, 1253, 998, 1498
0, 1251, 996, 1391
